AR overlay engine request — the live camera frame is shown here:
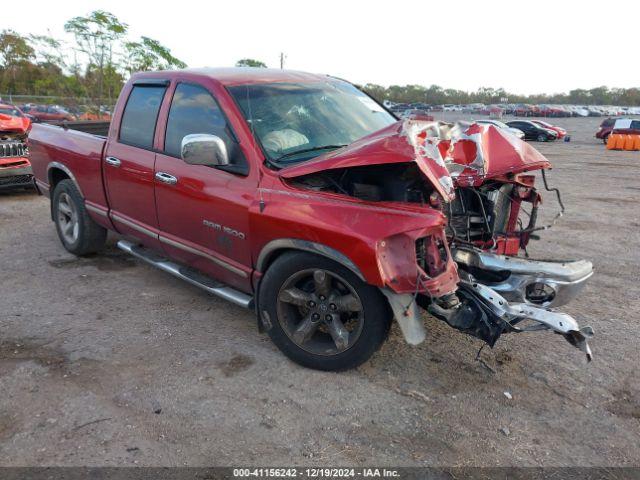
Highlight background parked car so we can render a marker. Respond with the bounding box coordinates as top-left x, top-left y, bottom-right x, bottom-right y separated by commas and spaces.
20, 104, 76, 122
513, 104, 537, 116
531, 120, 567, 138
475, 119, 525, 139
595, 118, 619, 144
401, 109, 434, 120
506, 120, 558, 141
611, 118, 640, 136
